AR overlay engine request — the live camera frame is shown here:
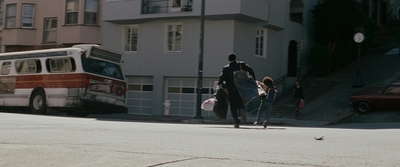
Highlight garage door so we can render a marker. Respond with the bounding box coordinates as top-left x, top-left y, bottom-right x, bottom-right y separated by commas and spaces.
126, 76, 153, 114
165, 78, 218, 116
